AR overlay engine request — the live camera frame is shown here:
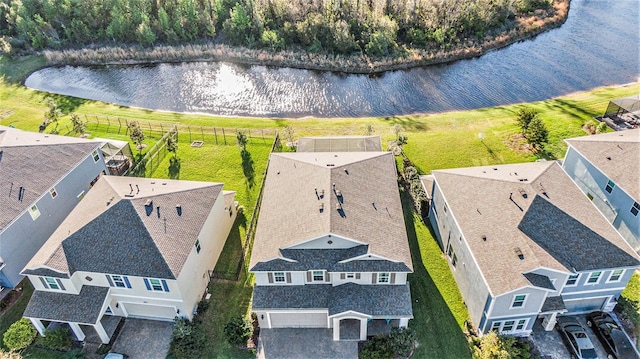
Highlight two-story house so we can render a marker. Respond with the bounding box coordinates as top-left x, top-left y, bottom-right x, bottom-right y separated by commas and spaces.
428, 161, 639, 336
21, 176, 237, 343
562, 129, 639, 254
0, 126, 107, 289
250, 138, 413, 341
